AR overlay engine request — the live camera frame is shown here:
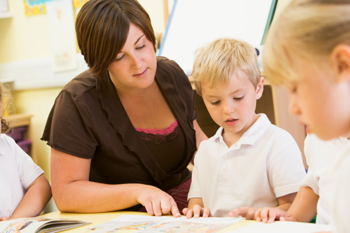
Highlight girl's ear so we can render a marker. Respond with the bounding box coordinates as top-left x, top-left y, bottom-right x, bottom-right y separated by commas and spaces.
256, 76, 264, 100
331, 44, 350, 83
